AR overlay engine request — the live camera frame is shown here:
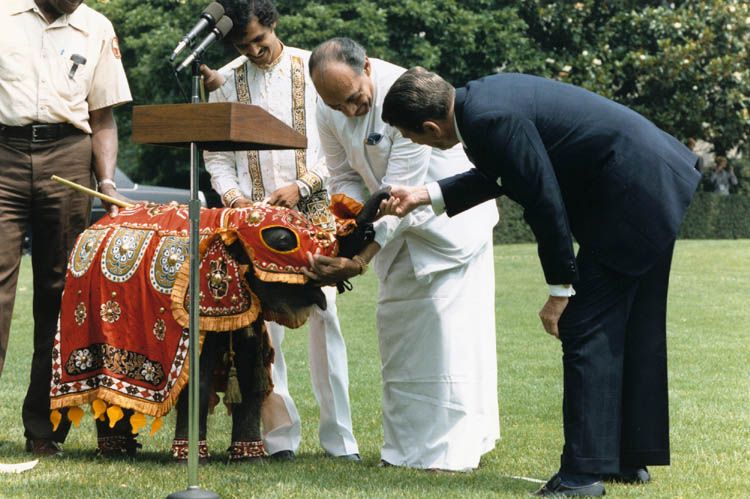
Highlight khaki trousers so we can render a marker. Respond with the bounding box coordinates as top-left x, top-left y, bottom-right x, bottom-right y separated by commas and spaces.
0, 133, 92, 441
